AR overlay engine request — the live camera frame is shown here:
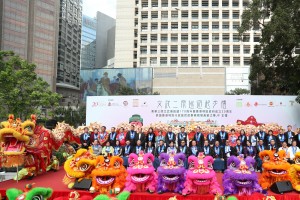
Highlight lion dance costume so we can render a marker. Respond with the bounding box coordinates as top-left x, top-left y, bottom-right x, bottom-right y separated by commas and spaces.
90, 155, 127, 194
259, 150, 292, 190
6, 184, 52, 200
289, 152, 300, 191
182, 153, 221, 195
223, 155, 262, 195
124, 151, 157, 193
157, 152, 186, 194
